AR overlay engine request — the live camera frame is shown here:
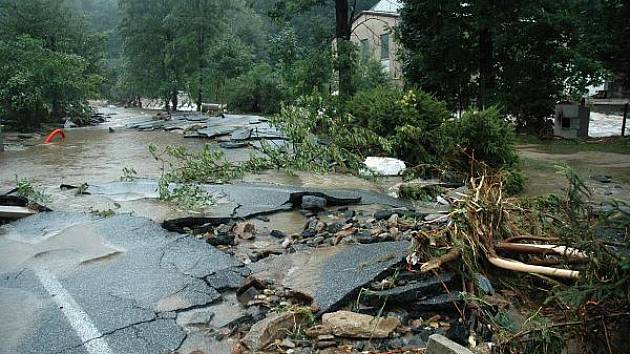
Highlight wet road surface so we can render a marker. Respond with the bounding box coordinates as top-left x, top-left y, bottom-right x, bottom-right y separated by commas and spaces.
0, 105, 407, 354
